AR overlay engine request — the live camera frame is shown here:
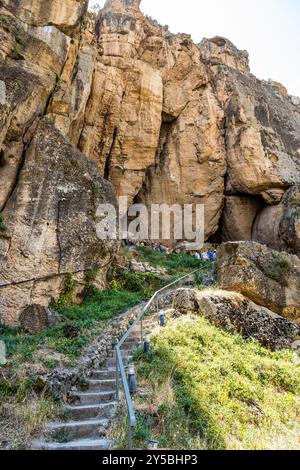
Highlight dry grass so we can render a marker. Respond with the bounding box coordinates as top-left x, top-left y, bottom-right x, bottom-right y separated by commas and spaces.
0, 395, 57, 450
